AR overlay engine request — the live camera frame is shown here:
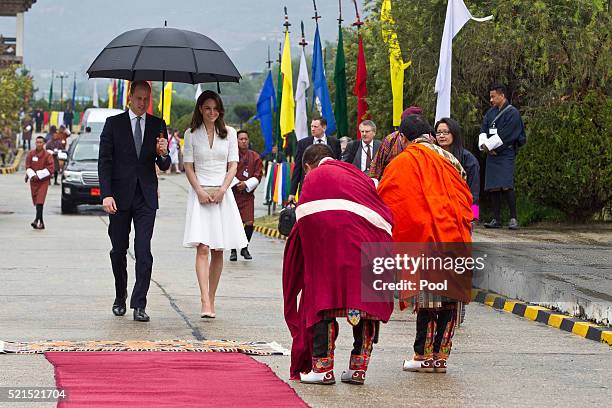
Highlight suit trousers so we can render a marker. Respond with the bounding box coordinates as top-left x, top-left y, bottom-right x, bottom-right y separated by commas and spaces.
108, 181, 156, 309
